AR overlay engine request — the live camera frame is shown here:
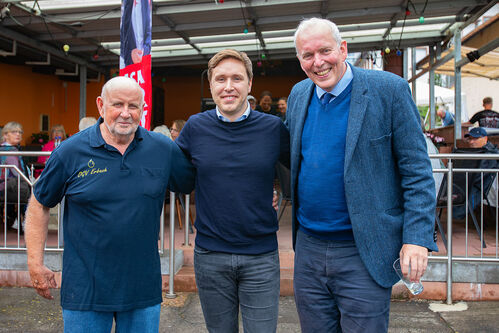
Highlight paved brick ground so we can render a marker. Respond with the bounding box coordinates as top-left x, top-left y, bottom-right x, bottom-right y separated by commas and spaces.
1, 288, 499, 332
